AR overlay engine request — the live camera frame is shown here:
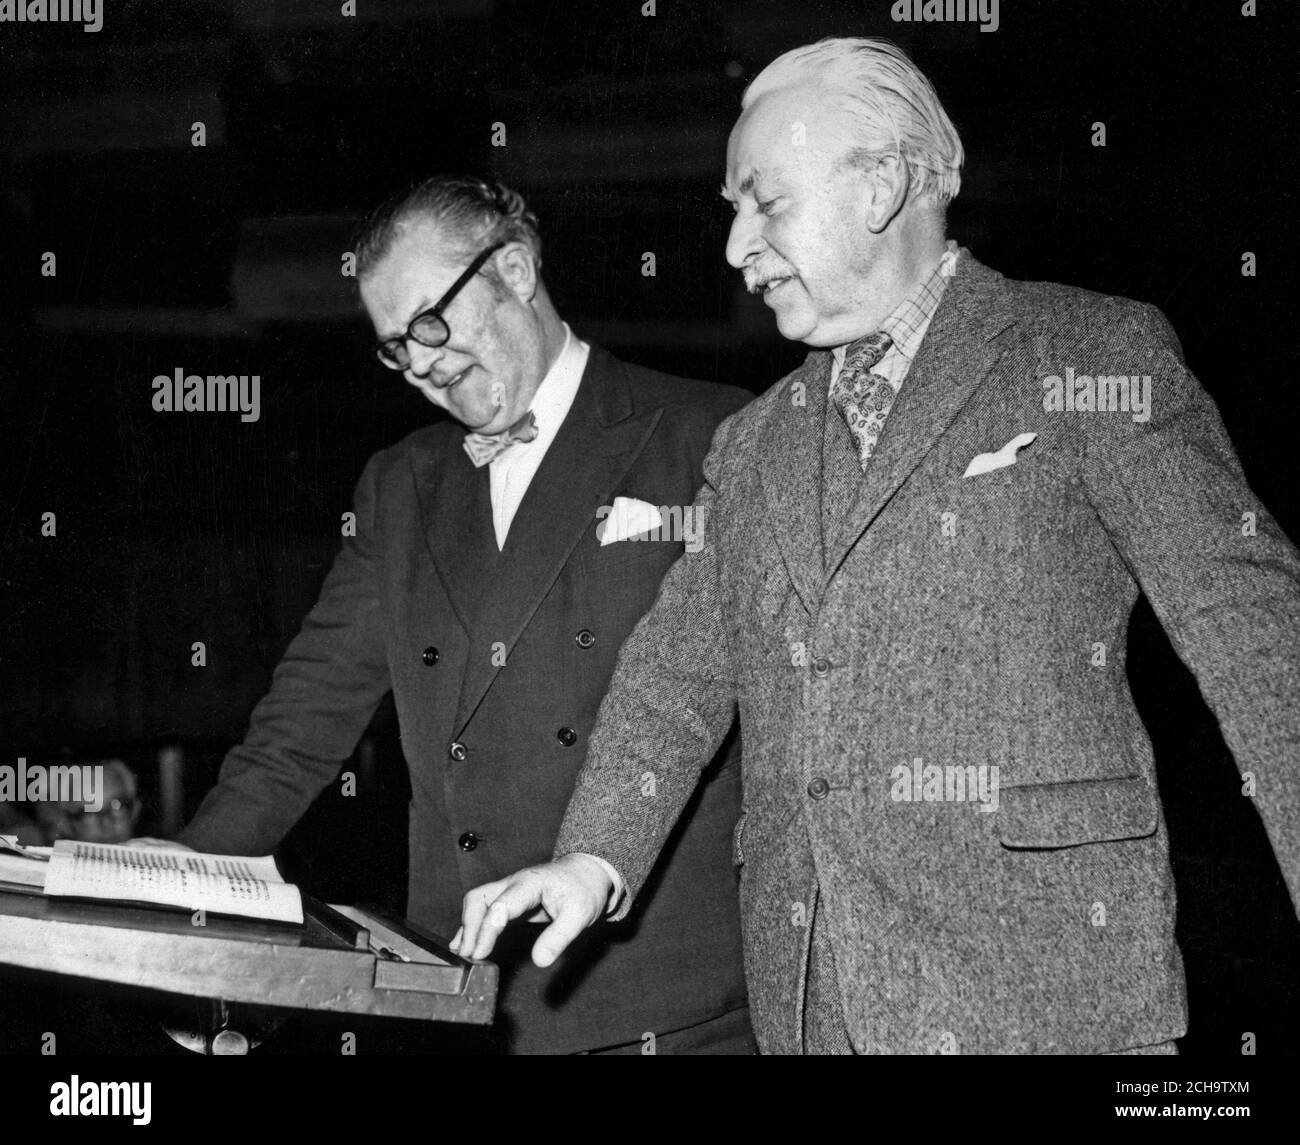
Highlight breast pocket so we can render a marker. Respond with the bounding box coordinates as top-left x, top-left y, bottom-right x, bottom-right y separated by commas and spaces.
955, 460, 1027, 499
990, 775, 1159, 850
575, 537, 685, 639
581, 535, 683, 573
